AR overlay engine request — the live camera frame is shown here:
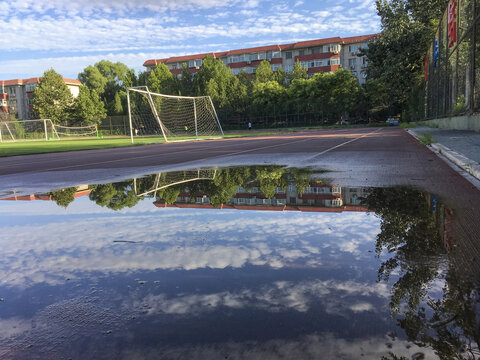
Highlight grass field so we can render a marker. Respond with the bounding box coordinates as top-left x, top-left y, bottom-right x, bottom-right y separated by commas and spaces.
0, 130, 298, 157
